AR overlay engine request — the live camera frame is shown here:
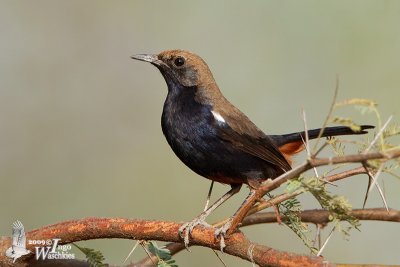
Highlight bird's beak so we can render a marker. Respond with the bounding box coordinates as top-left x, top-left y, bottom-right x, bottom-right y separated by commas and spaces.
131, 54, 161, 66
